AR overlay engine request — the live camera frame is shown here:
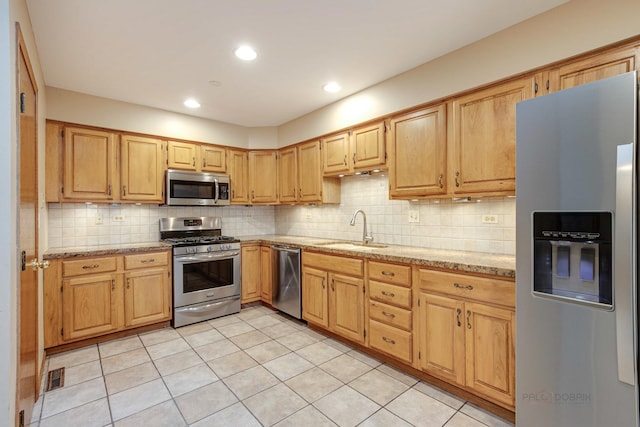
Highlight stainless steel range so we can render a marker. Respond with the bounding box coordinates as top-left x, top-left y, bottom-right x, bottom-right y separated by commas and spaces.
160, 217, 240, 327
